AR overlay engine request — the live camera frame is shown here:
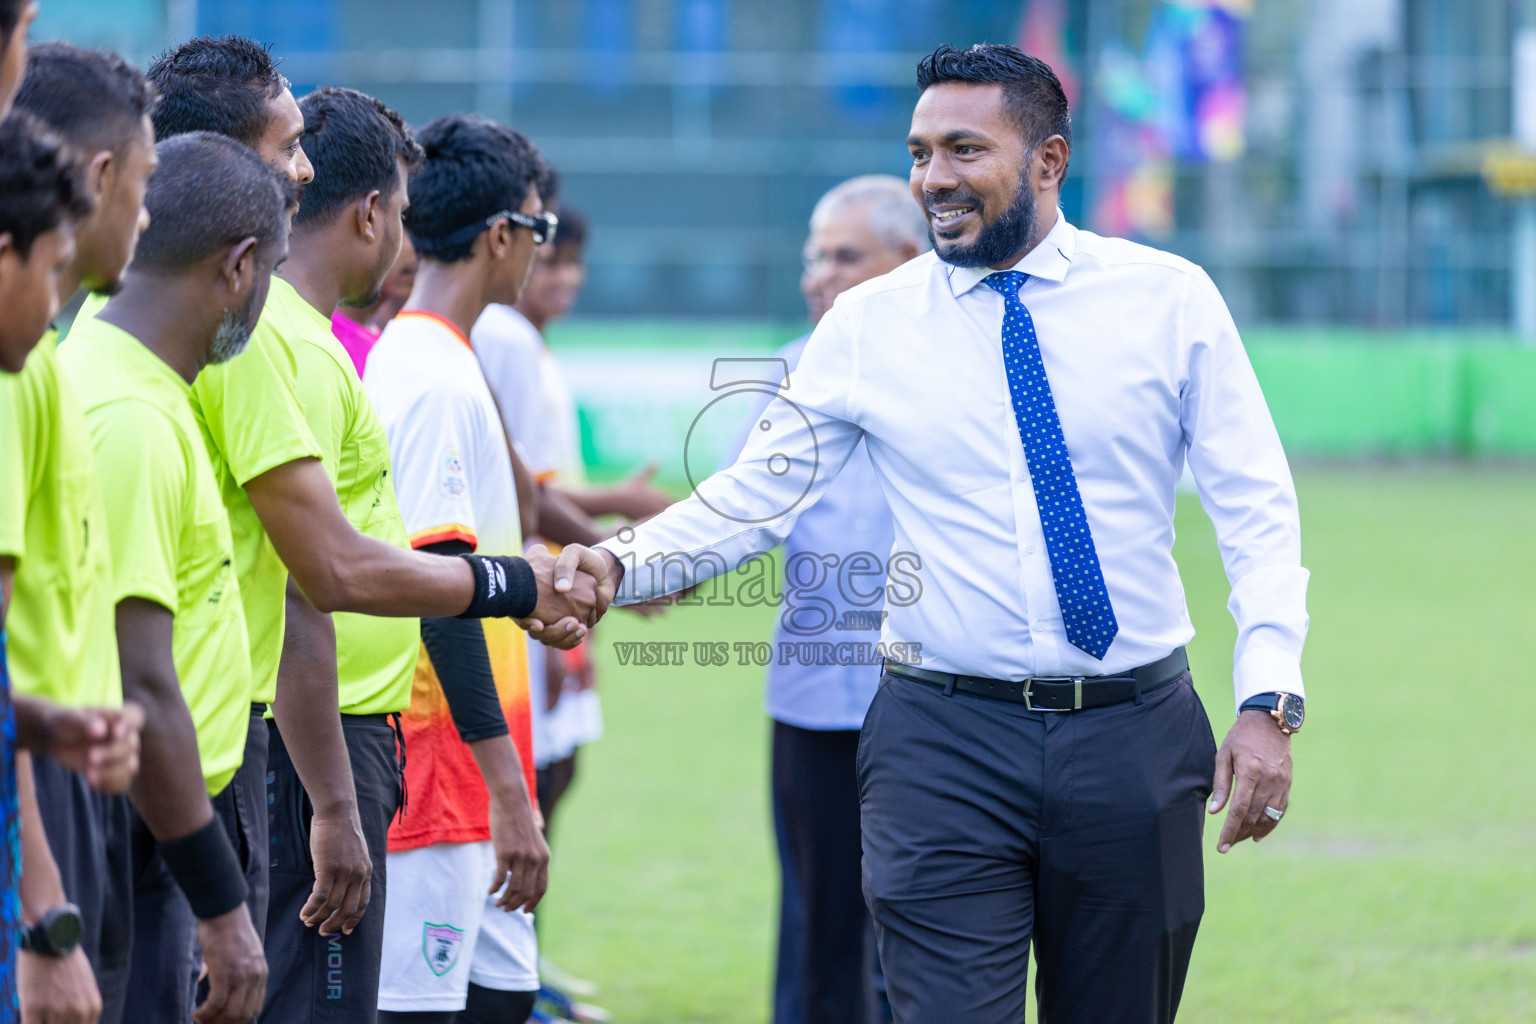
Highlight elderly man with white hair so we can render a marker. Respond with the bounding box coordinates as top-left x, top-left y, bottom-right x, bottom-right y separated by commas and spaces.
724, 174, 927, 1024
